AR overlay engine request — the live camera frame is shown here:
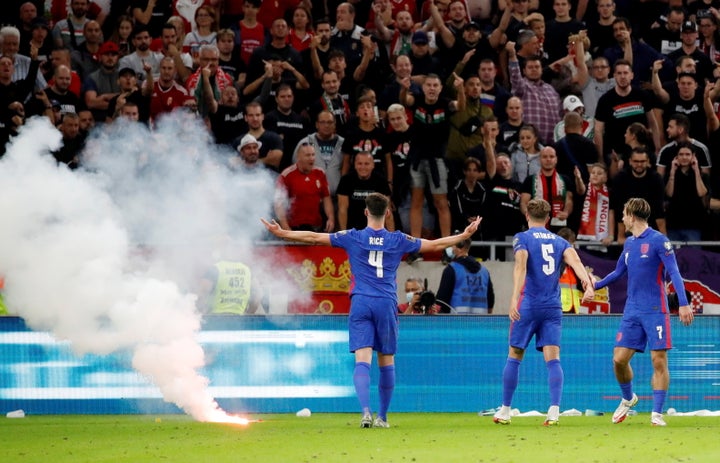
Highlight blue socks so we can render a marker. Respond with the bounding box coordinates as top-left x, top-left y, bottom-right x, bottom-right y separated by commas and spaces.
619, 382, 633, 402
378, 365, 395, 420
502, 357, 521, 406
353, 362, 371, 414
653, 390, 667, 414
546, 359, 564, 407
